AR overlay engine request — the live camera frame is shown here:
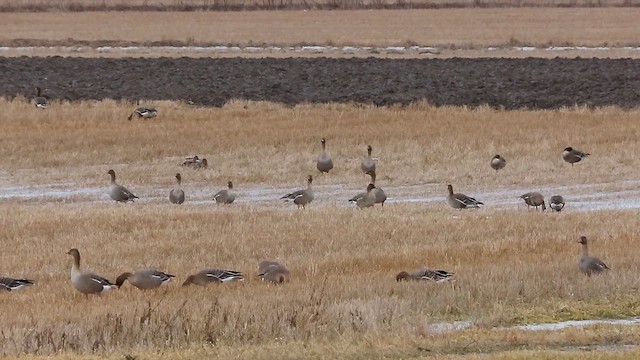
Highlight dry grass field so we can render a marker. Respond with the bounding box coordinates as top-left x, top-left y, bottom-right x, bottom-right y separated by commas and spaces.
1, 99, 640, 359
